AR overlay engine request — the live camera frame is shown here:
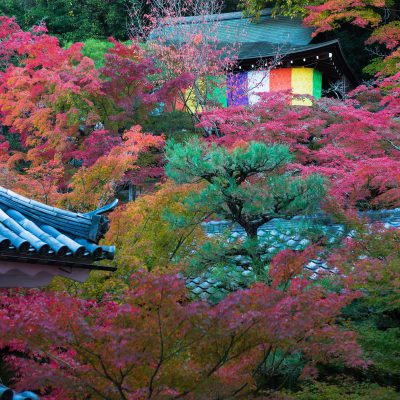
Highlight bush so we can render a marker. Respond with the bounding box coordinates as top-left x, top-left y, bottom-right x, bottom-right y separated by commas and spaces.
291, 382, 399, 400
